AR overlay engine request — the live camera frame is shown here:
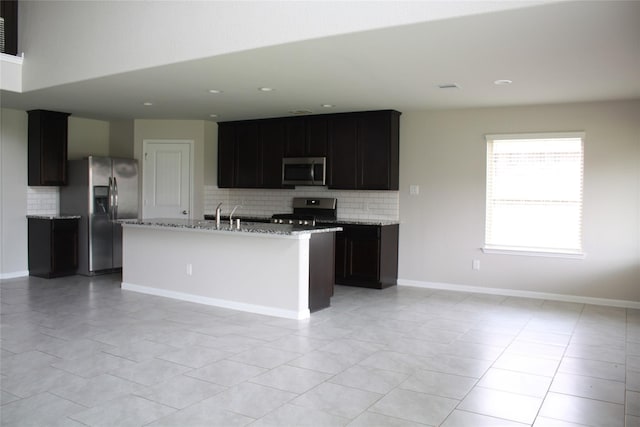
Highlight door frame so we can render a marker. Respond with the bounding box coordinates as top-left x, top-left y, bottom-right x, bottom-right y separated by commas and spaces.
141, 139, 194, 219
